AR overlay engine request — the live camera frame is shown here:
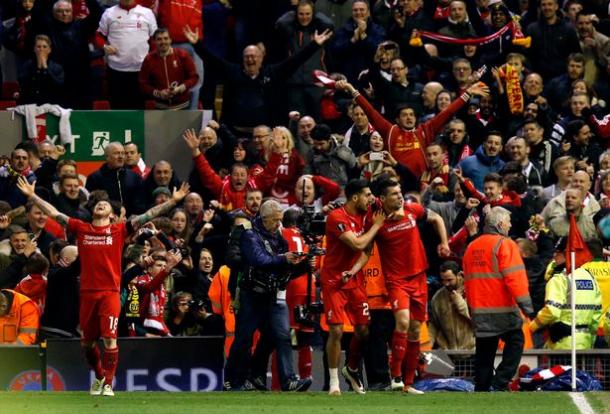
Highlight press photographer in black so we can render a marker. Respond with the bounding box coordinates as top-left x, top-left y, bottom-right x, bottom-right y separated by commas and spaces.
224, 200, 313, 392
